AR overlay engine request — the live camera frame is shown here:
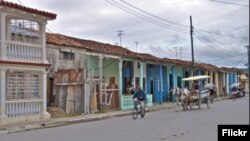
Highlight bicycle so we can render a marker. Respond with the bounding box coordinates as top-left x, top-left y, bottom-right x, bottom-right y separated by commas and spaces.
132, 99, 145, 120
